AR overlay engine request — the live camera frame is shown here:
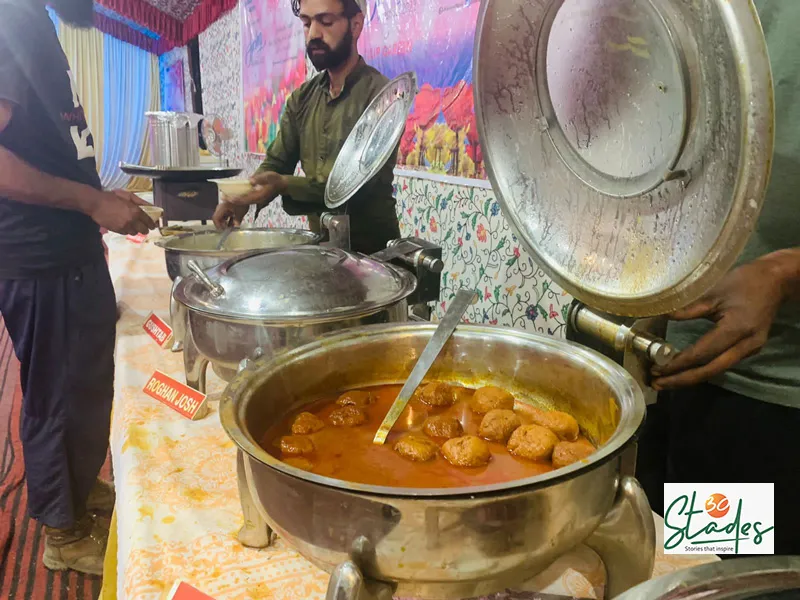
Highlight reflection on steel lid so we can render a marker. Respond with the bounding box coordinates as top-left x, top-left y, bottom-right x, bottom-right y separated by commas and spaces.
474, 0, 774, 317
174, 246, 417, 322
325, 72, 418, 209
614, 556, 800, 600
